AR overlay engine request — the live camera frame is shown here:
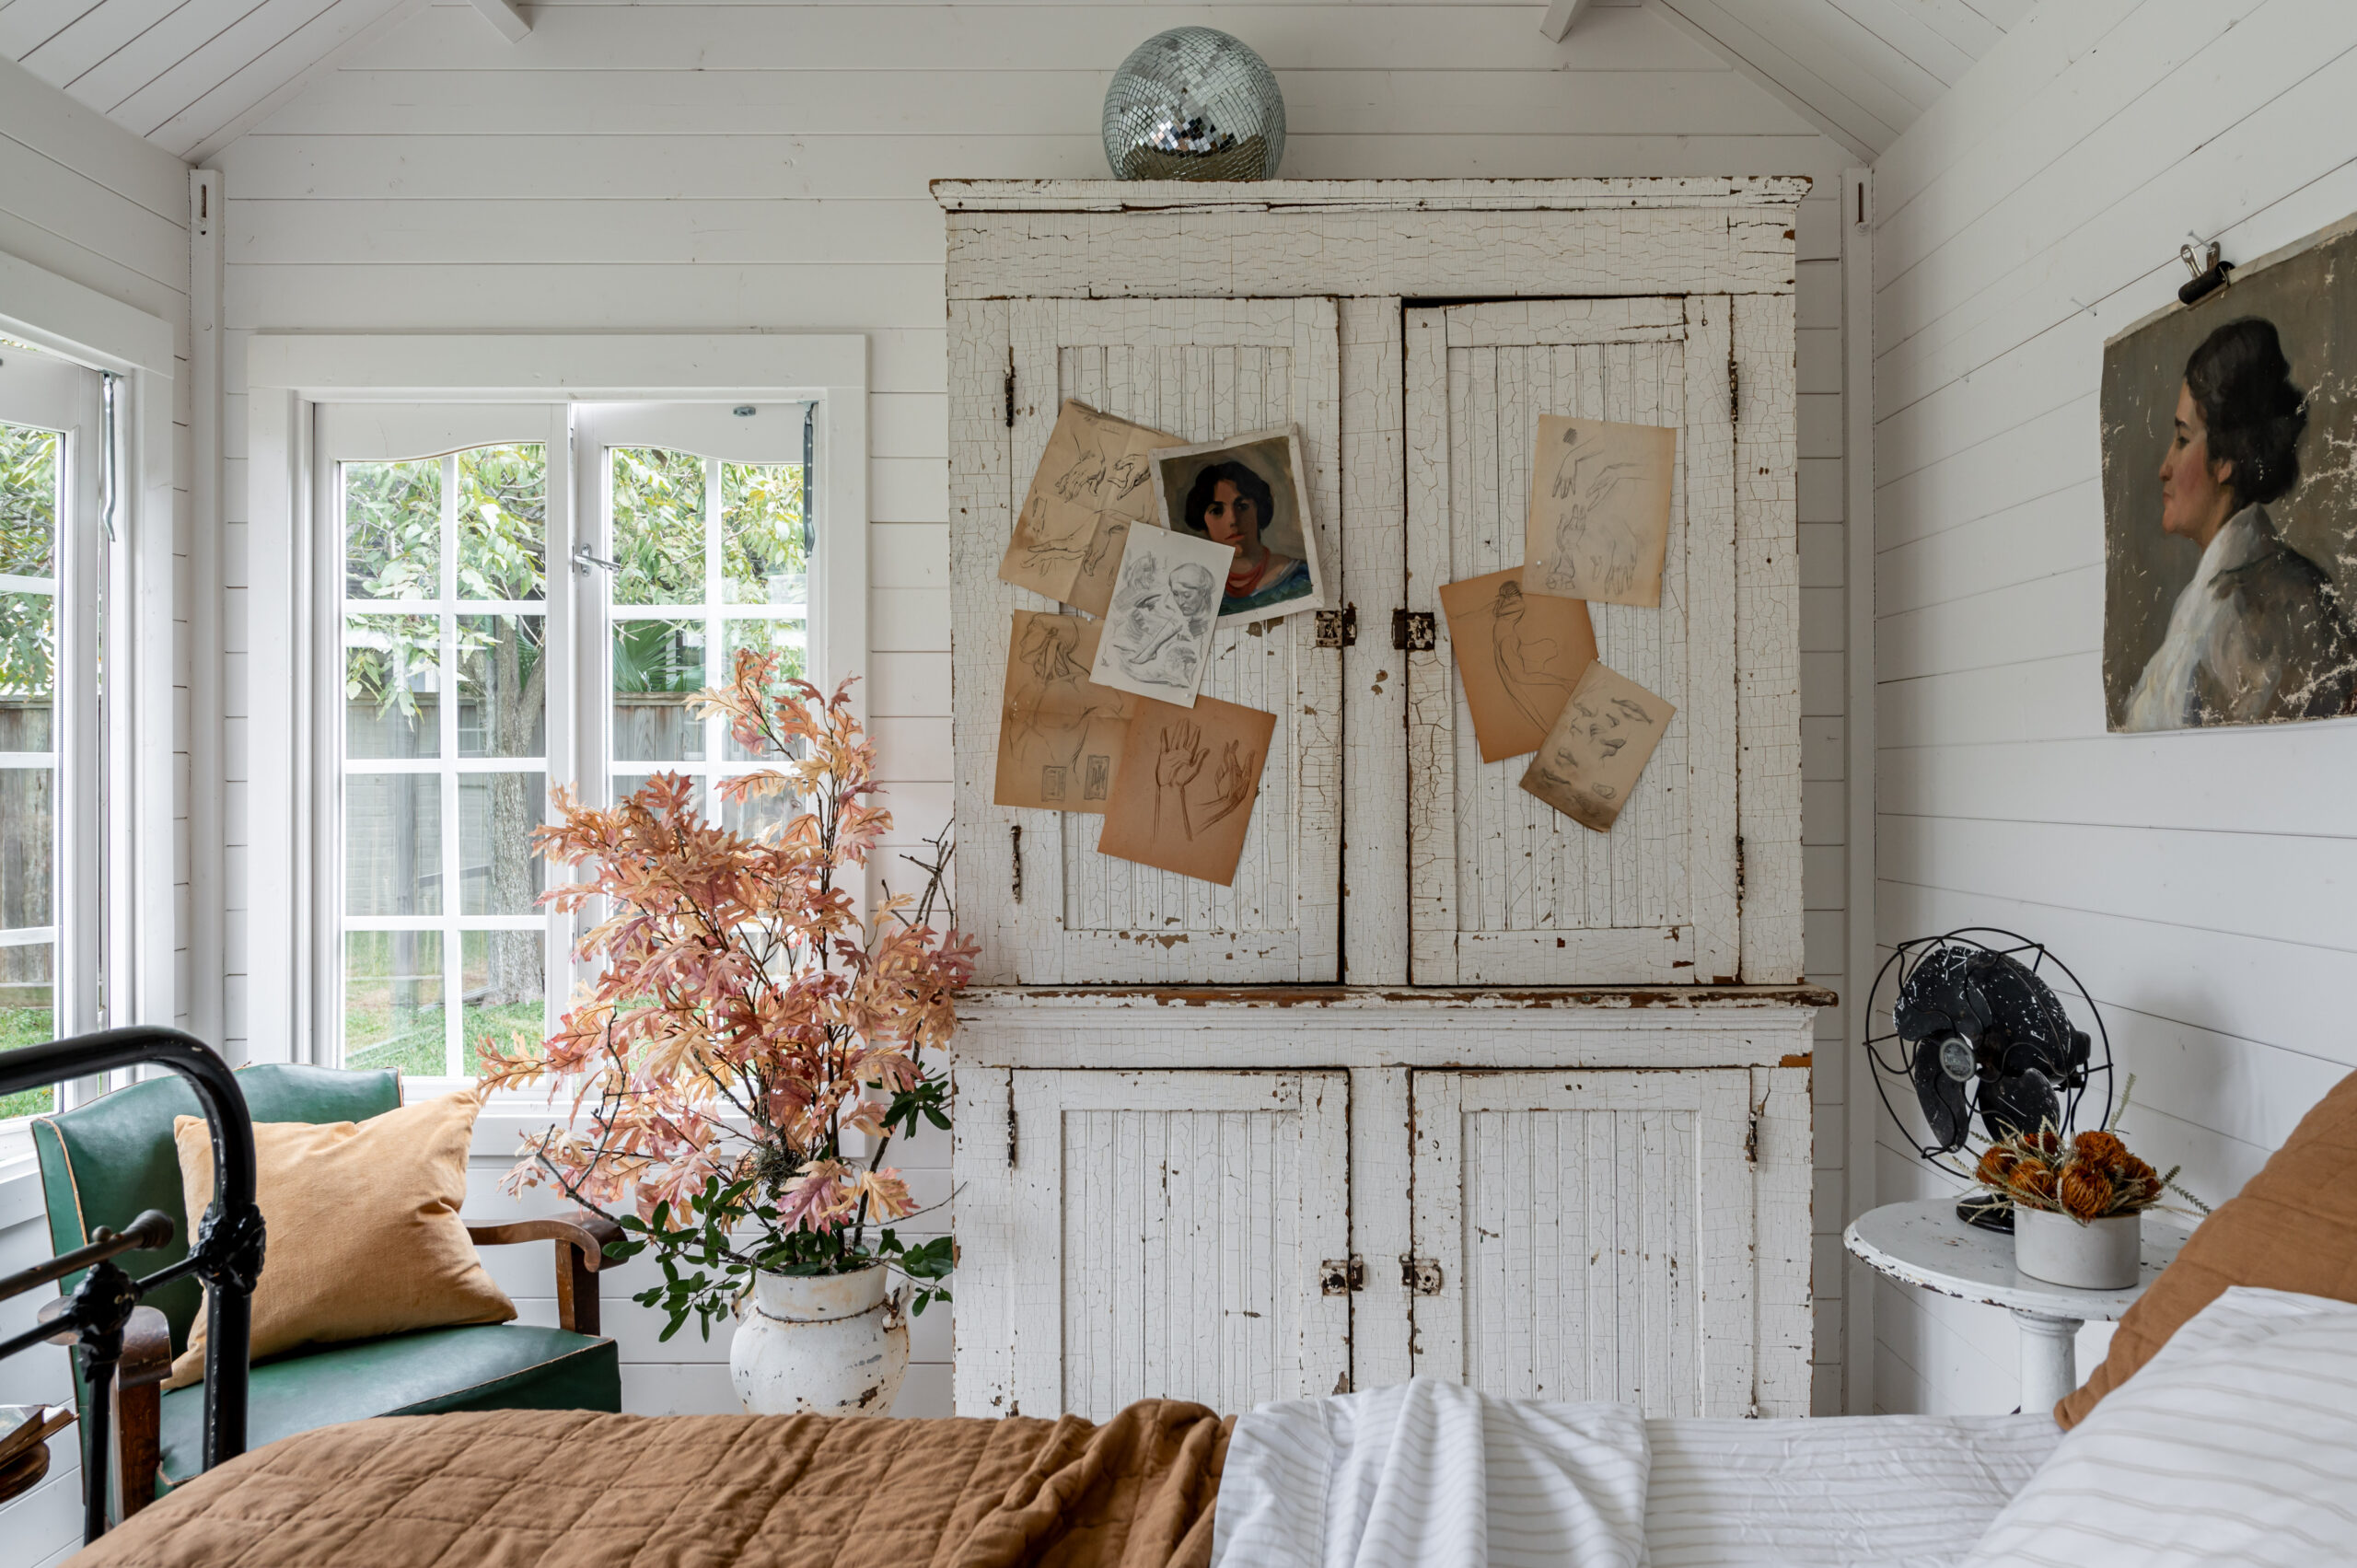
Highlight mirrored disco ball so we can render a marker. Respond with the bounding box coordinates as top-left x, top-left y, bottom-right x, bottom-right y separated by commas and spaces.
1102, 28, 1285, 182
